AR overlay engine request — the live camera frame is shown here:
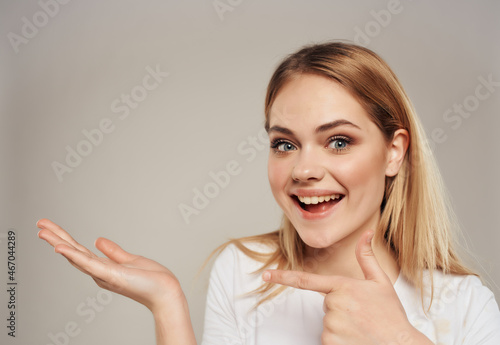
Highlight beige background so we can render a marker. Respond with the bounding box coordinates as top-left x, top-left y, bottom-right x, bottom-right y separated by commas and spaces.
1, 1, 499, 344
